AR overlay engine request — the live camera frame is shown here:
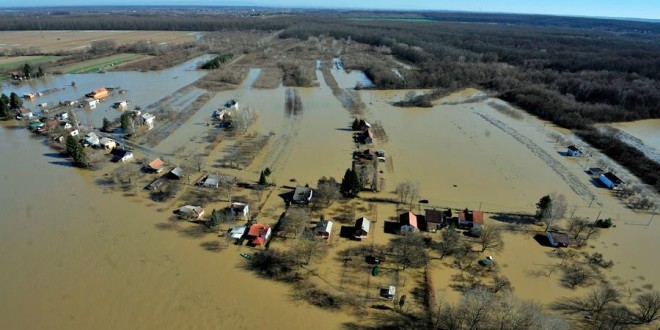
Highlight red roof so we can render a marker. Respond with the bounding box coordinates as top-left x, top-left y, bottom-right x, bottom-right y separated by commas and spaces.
148, 158, 164, 170
248, 223, 270, 237
400, 212, 418, 228
252, 237, 266, 246
459, 211, 484, 224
